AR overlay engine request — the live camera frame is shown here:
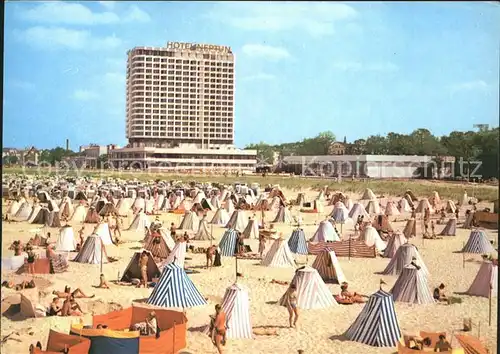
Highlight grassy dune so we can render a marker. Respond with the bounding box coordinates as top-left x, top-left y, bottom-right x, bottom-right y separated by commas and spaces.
3, 166, 498, 201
